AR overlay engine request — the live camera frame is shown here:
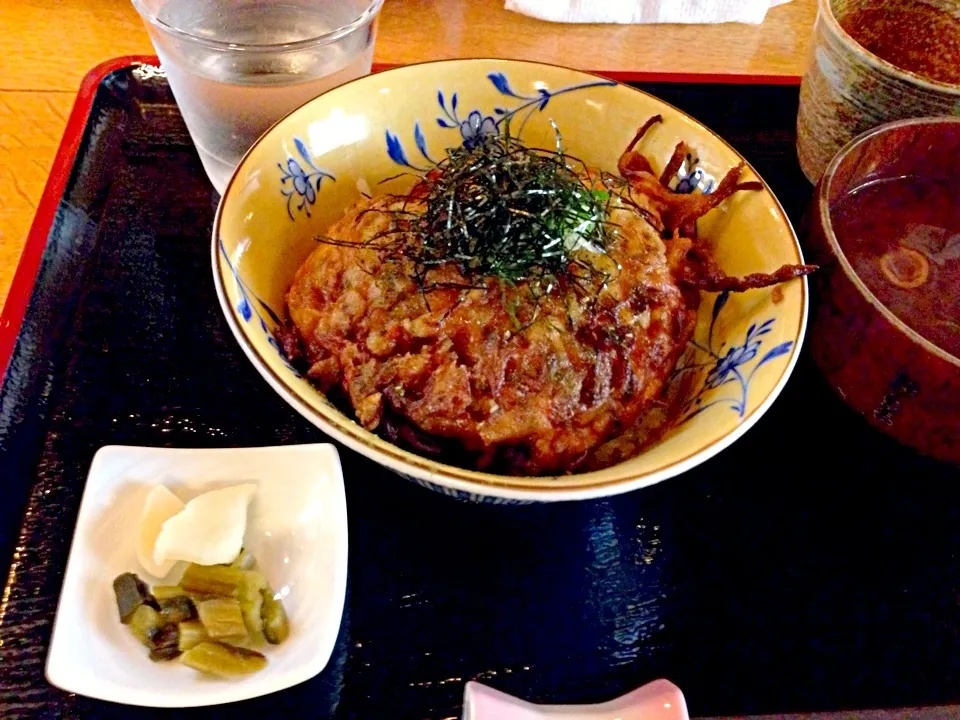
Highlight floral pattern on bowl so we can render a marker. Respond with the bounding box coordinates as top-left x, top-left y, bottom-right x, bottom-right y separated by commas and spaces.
675, 291, 794, 423
384, 71, 615, 170
279, 137, 336, 220
215, 58, 808, 503
216, 236, 300, 376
